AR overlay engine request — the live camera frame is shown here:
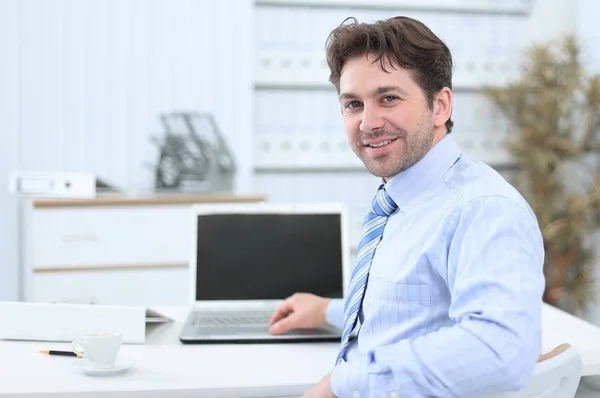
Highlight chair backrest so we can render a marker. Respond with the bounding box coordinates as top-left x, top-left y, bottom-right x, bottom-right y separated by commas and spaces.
487, 343, 582, 398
